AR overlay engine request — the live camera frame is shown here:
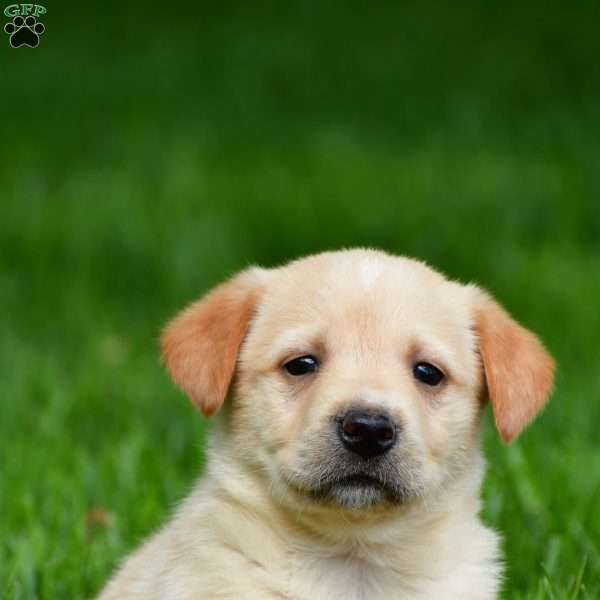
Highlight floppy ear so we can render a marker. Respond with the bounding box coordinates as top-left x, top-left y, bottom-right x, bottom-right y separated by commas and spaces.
474, 290, 555, 443
161, 268, 266, 417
